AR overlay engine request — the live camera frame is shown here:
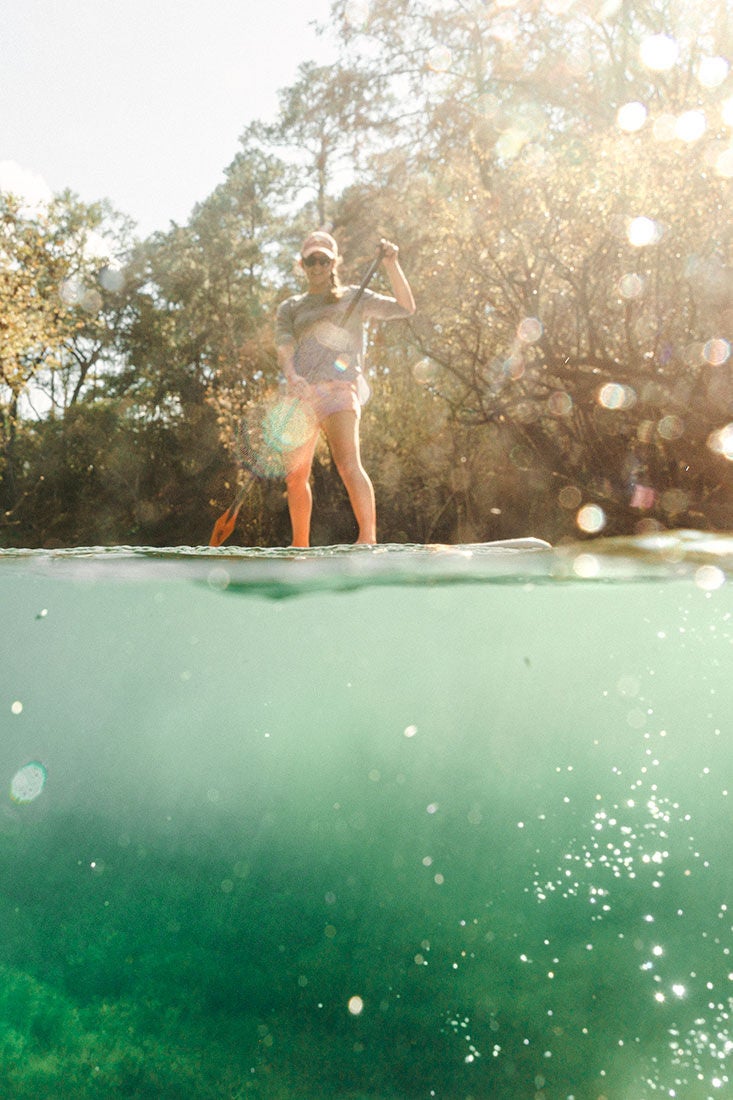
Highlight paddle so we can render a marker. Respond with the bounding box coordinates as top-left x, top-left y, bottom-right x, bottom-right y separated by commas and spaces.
208, 242, 387, 548
209, 484, 249, 548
